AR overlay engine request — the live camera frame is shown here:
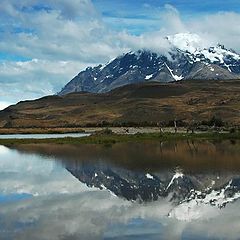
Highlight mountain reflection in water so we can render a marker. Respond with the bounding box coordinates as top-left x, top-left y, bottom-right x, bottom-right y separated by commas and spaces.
0, 140, 240, 239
